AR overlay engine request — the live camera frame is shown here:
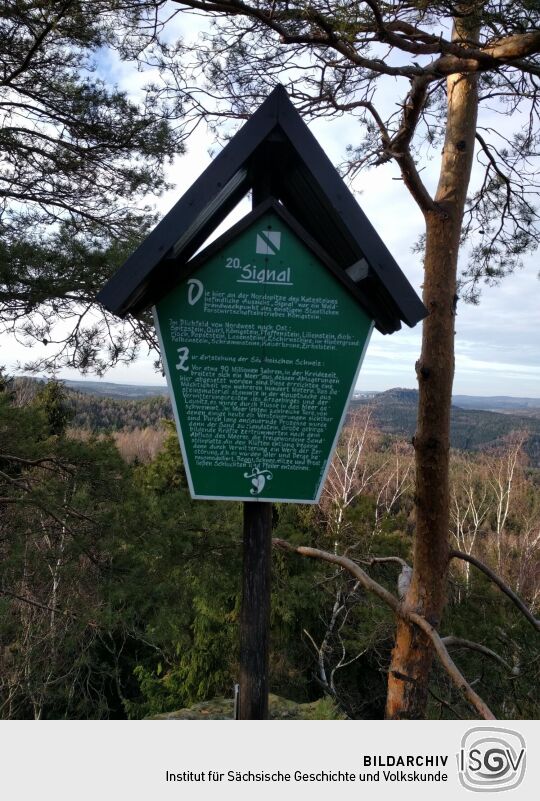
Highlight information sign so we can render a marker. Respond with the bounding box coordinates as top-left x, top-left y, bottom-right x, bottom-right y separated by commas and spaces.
154, 207, 373, 502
